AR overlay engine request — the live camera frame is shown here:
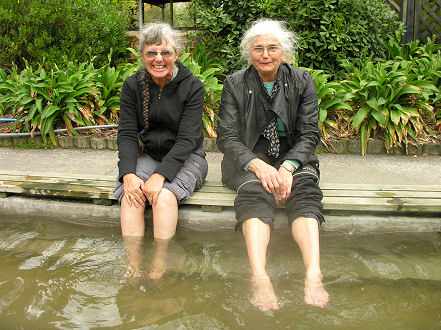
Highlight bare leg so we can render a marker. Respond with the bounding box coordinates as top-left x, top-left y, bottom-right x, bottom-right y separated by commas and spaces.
123, 236, 144, 278
152, 189, 178, 240
148, 238, 170, 280
291, 216, 329, 308
242, 218, 279, 311
148, 189, 178, 280
121, 194, 146, 237
120, 194, 146, 278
